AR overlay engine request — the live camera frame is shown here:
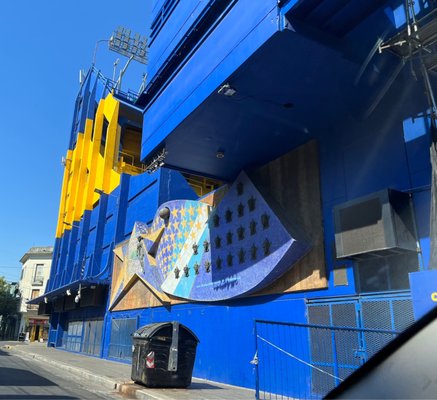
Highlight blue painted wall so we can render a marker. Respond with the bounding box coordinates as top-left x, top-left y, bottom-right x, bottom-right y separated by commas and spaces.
108, 294, 307, 386
47, 0, 435, 394
117, 62, 431, 390
148, 0, 213, 82
141, 0, 279, 160
48, 167, 198, 294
